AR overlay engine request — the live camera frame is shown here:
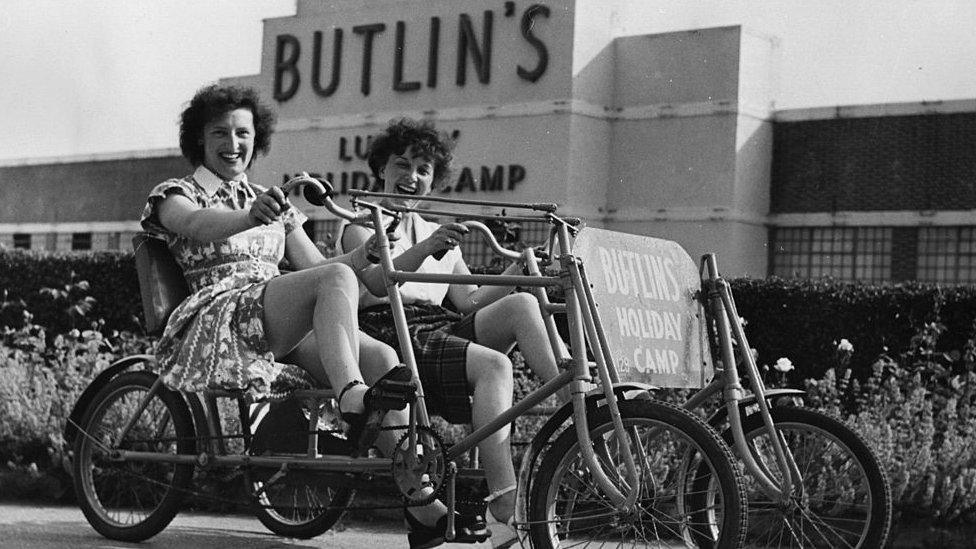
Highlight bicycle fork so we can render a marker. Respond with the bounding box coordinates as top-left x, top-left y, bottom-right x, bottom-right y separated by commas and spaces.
559, 238, 643, 512
702, 254, 801, 504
